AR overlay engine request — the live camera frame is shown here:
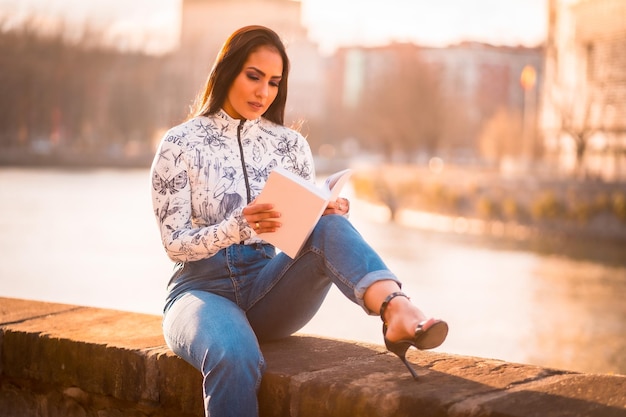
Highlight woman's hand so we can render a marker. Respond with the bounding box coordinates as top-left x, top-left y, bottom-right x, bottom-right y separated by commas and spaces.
242, 200, 281, 233
323, 197, 350, 216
